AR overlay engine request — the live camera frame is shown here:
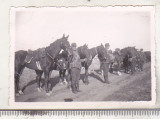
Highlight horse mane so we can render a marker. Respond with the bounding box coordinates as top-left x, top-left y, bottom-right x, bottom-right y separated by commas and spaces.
45, 38, 64, 59
46, 38, 62, 51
